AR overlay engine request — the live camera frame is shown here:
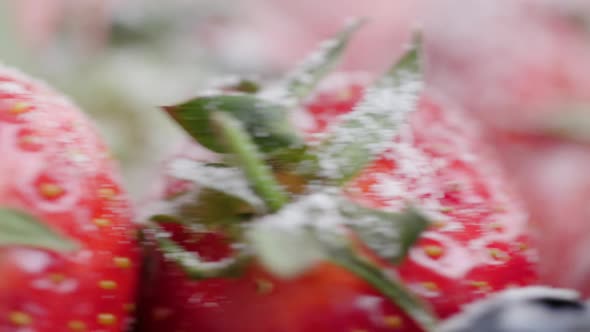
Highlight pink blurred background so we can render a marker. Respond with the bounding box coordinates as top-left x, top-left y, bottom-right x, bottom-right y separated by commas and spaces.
4, 0, 590, 296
